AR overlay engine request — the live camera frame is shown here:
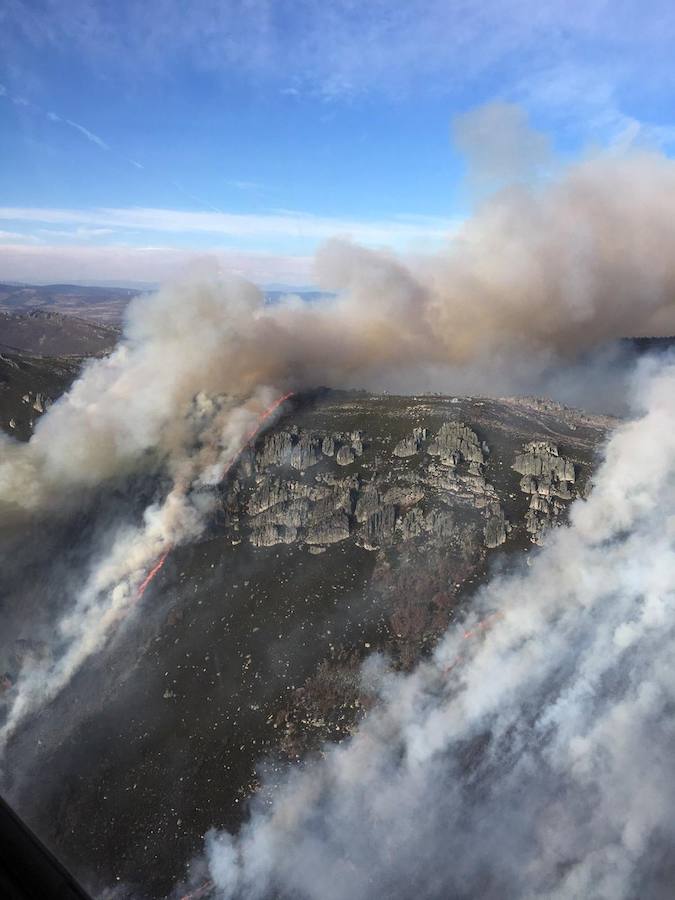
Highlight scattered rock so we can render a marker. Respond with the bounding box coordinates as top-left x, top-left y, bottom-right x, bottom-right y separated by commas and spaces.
336, 445, 355, 466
